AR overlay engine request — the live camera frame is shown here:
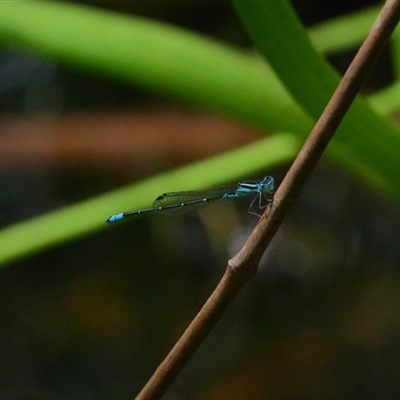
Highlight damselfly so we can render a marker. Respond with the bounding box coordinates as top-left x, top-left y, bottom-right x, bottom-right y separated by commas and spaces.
106, 176, 275, 223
